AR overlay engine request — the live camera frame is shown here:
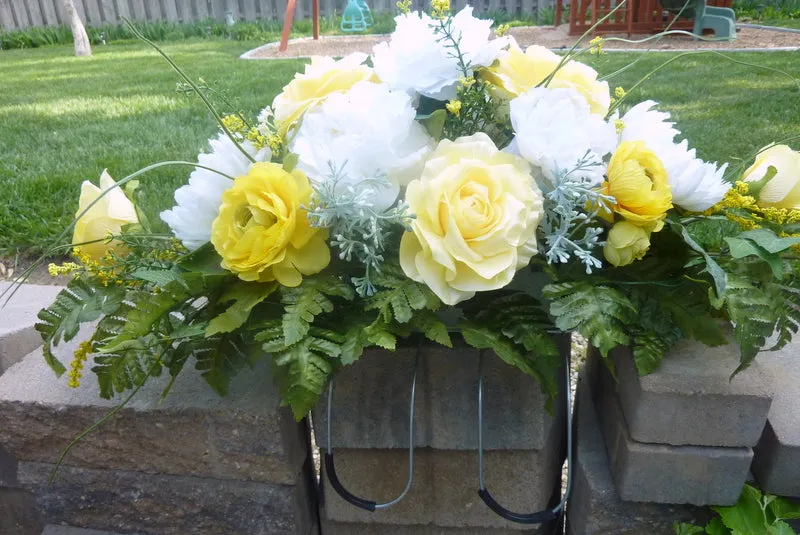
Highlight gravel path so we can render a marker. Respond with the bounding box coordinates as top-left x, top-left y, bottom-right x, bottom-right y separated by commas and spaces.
246, 24, 800, 59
